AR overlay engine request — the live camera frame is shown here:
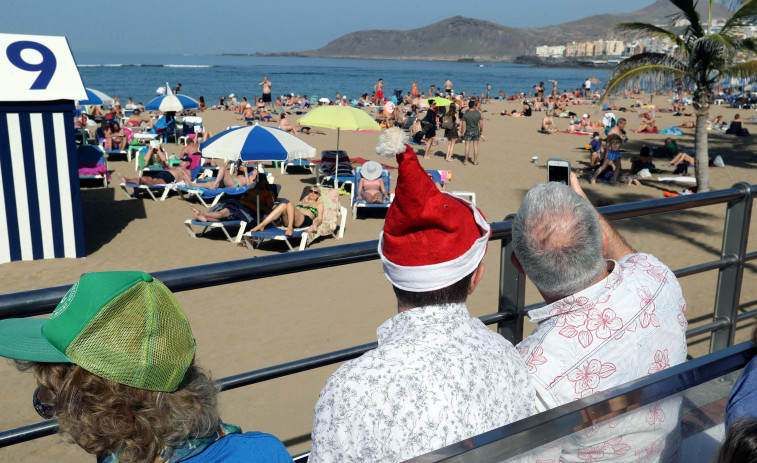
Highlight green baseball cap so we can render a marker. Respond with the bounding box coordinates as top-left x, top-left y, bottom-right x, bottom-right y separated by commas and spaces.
0, 271, 196, 392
